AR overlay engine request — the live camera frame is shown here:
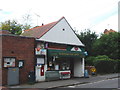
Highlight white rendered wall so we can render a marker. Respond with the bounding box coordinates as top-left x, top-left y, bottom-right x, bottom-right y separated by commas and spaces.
35, 64, 47, 82
74, 58, 84, 77
39, 18, 84, 46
